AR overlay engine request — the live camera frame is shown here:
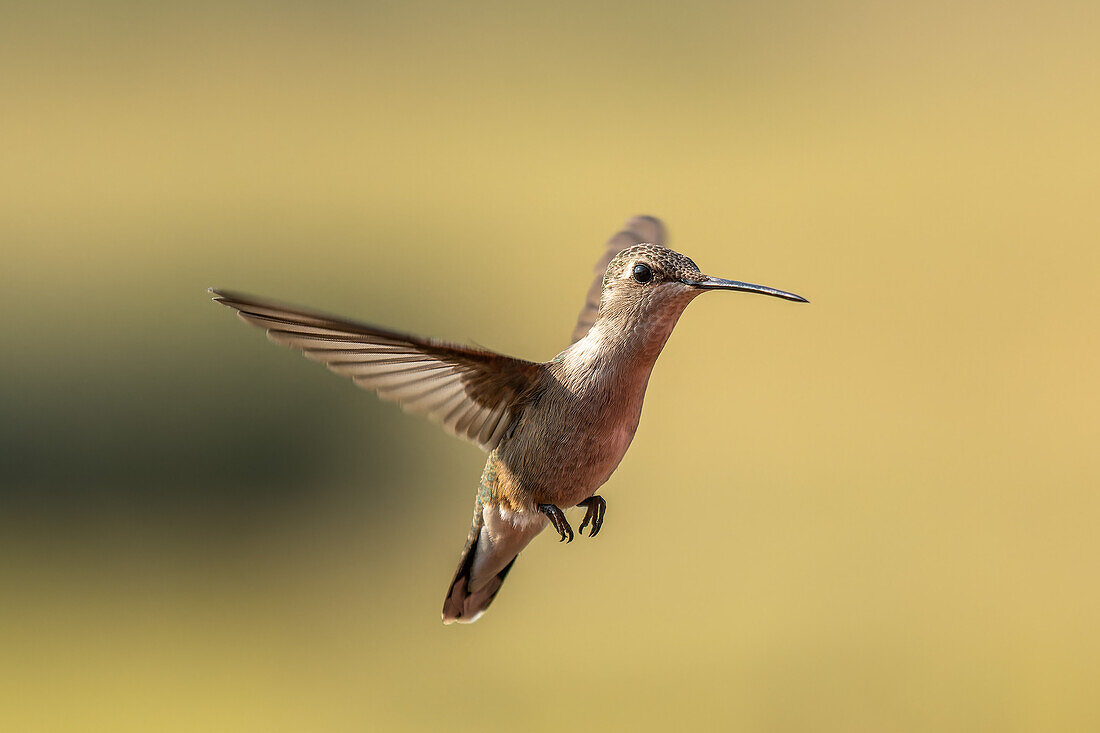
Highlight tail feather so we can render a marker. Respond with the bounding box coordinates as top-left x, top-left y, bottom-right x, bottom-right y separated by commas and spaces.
443, 500, 547, 625
441, 529, 517, 625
